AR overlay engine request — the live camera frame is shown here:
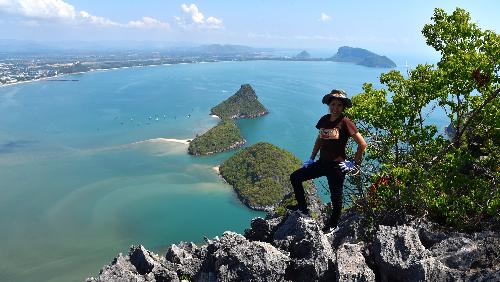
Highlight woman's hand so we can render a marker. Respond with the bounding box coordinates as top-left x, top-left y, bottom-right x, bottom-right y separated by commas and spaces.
339, 160, 360, 173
